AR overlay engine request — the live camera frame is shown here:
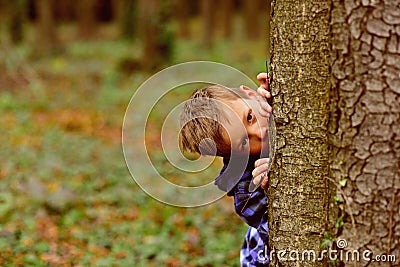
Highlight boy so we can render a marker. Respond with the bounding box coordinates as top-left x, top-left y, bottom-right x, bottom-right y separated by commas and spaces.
179, 73, 271, 266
